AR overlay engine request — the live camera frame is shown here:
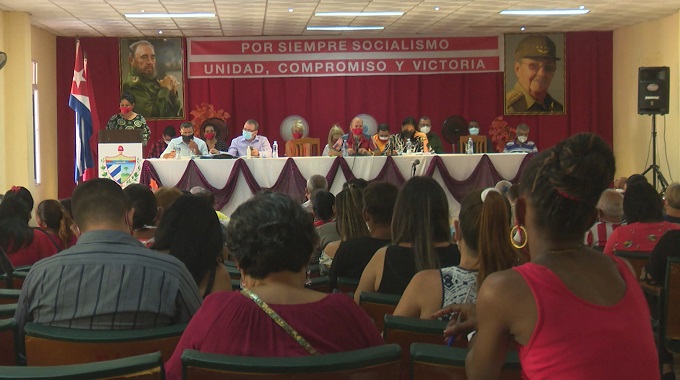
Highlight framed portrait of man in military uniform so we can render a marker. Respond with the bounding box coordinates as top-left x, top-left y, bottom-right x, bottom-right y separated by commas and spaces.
119, 38, 185, 119
504, 33, 565, 115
